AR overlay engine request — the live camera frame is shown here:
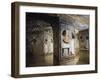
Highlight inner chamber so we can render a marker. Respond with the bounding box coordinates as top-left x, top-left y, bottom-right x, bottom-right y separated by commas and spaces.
26, 13, 59, 67
26, 13, 89, 67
